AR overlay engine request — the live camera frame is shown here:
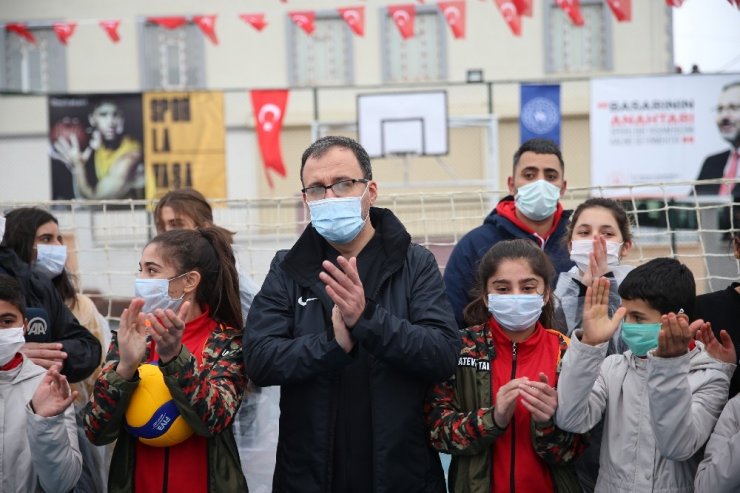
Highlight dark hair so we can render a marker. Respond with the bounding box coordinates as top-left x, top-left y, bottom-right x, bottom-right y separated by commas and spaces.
618, 257, 696, 319
0, 274, 26, 318
2, 207, 78, 308
512, 138, 564, 172
300, 136, 372, 185
149, 227, 242, 331
566, 198, 633, 244
154, 188, 215, 234
463, 239, 556, 327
